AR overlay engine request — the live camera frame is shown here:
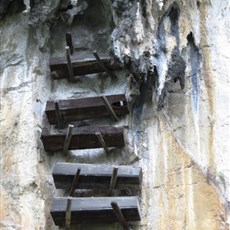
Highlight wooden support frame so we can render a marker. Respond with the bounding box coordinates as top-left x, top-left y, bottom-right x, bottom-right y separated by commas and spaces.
65, 197, 72, 230
52, 163, 142, 190
55, 101, 64, 128
68, 168, 81, 196
95, 131, 109, 154
50, 197, 141, 226
93, 50, 117, 81
111, 202, 129, 229
65, 33, 73, 55
49, 54, 123, 80
109, 167, 118, 194
65, 168, 81, 229
101, 95, 119, 121
63, 124, 74, 154
41, 125, 124, 152
45, 94, 128, 125
65, 46, 75, 82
